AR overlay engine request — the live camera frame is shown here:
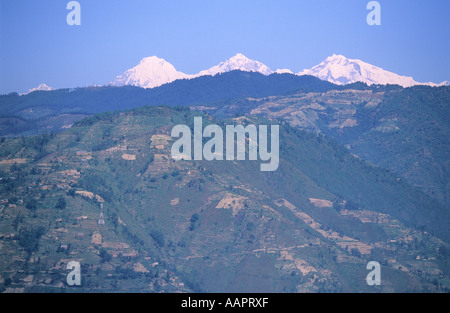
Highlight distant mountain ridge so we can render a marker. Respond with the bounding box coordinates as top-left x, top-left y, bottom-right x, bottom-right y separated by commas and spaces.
196, 53, 273, 77
109, 53, 448, 89
19, 54, 449, 94
298, 54, 449, 88
22, 83, 54, 95
110, 53, 280, 89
